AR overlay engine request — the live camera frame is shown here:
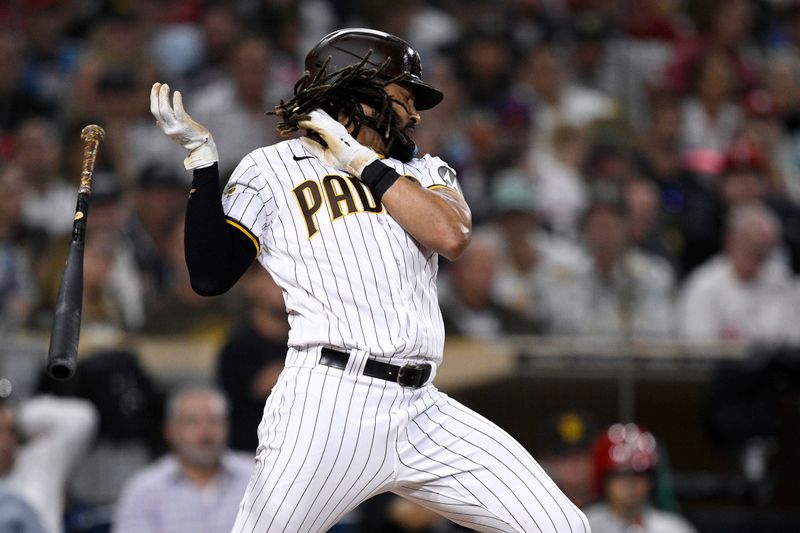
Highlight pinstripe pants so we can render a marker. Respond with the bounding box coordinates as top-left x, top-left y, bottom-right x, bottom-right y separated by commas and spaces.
231, 347, 590, 533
